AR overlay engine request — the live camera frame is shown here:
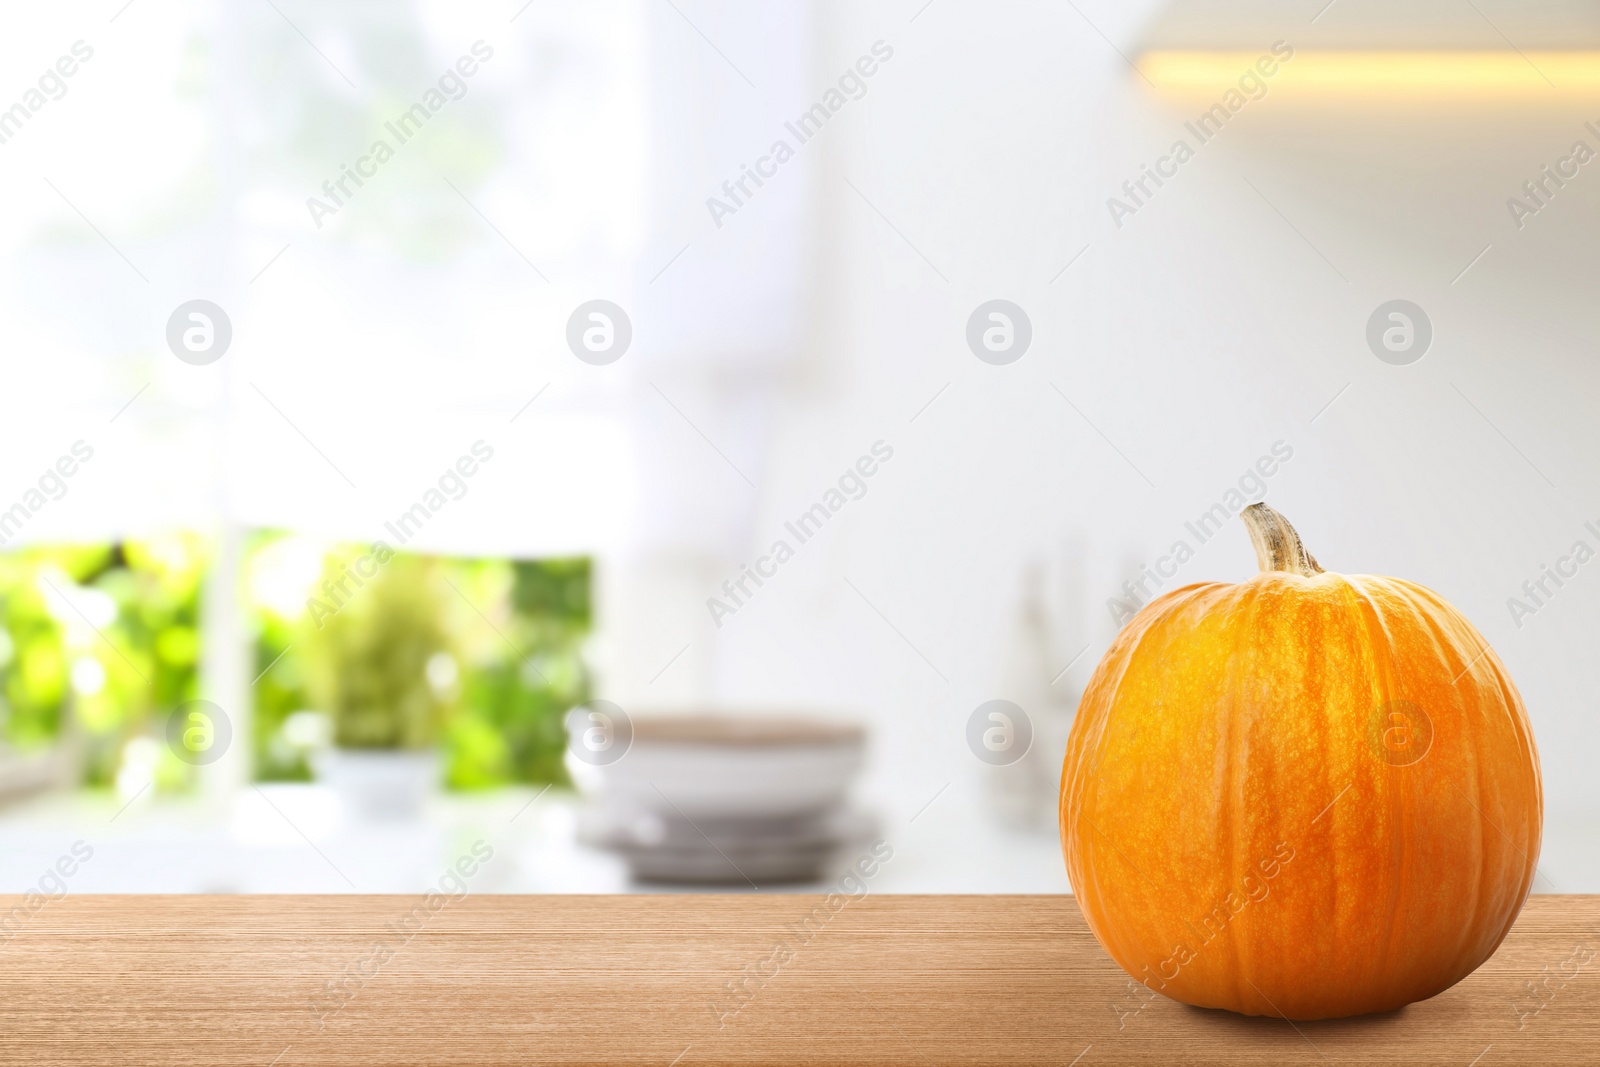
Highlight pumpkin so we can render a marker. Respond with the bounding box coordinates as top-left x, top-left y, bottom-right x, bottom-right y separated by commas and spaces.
1060, 503, 1542, 1020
